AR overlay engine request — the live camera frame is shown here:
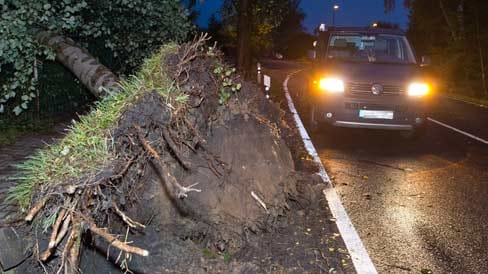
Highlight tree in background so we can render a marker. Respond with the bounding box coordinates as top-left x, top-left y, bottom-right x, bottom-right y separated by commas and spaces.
272, 0, 314, 59
237, 0, 252, 72
374, 21, 400, 29
211, 0, 306, 72
384, 0, 413, 12
407, 0, 488, 99
0, 0, 192, 116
